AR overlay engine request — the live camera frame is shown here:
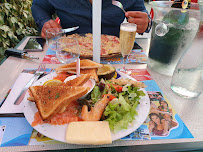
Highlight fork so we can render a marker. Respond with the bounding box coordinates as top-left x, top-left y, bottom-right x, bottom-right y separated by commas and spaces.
14, 63, 46, 105
112, 0, 126, 13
